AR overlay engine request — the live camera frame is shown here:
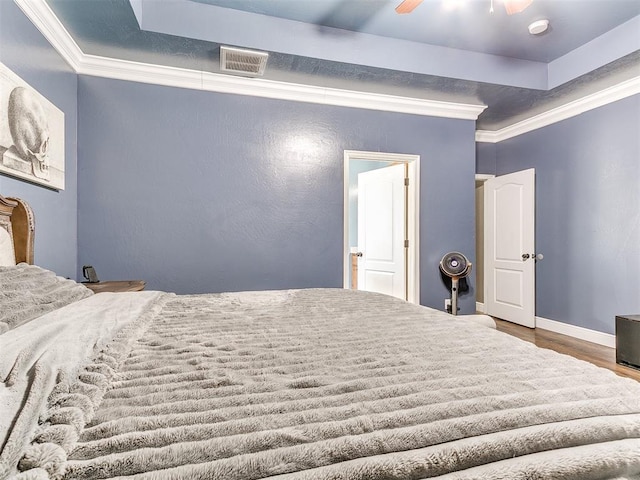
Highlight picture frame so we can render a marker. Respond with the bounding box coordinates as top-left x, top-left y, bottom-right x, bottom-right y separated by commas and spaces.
0, 61, 65, 190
